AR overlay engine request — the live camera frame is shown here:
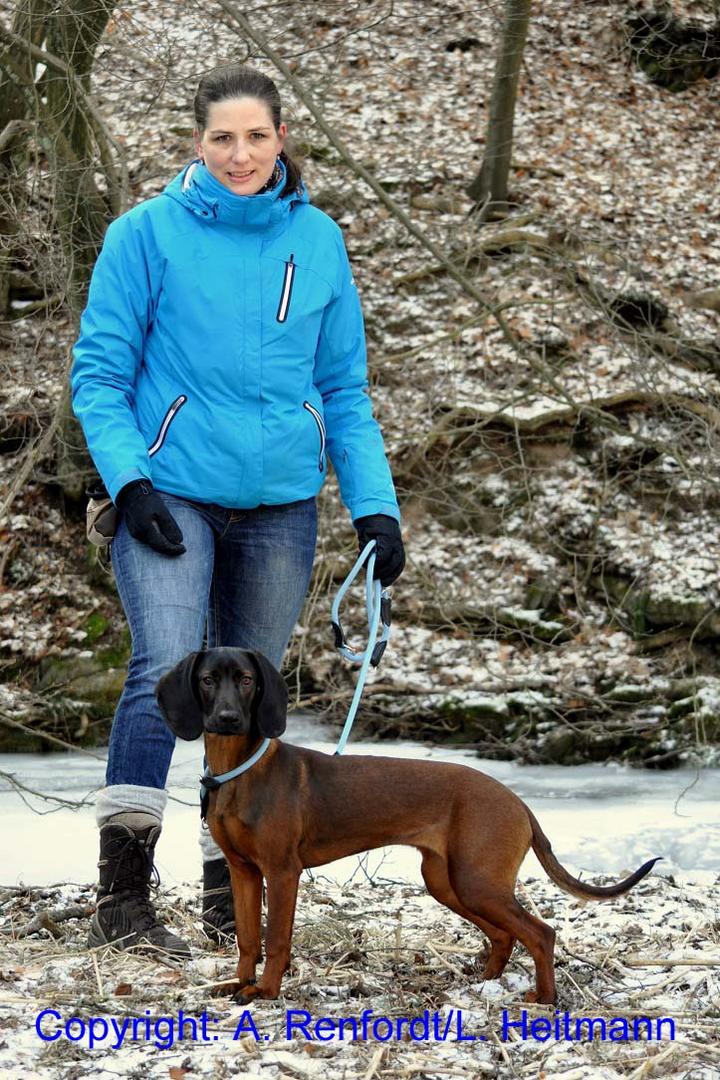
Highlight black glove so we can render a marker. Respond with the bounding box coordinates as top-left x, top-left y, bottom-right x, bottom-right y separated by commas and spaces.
354, 514, 405, 587
116, 480, 186, 557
